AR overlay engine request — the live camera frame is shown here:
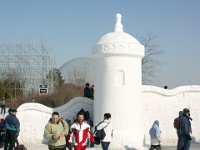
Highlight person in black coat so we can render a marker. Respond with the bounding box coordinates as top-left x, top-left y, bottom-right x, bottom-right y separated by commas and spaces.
181, 108, 192, 150
84, 83, 93, 99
